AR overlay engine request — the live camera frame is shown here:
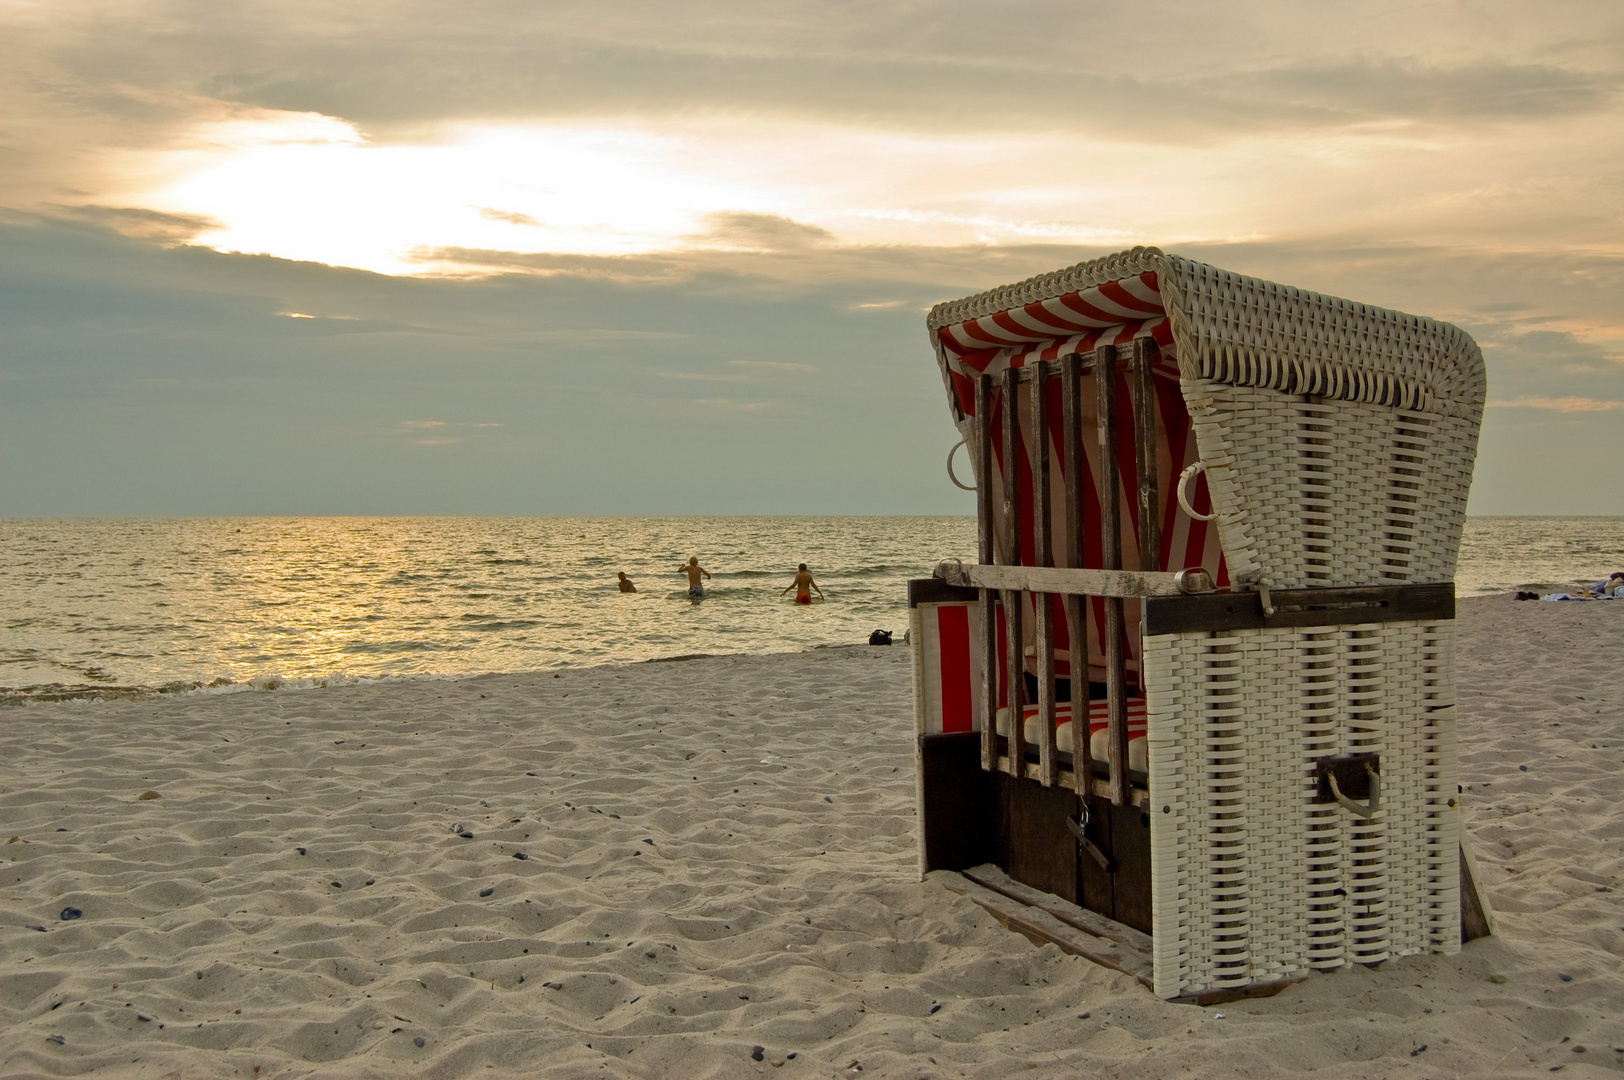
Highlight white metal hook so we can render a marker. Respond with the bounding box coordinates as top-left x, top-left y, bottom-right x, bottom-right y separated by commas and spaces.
946, 438, 976, 492
1176, 461, 1217, 521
